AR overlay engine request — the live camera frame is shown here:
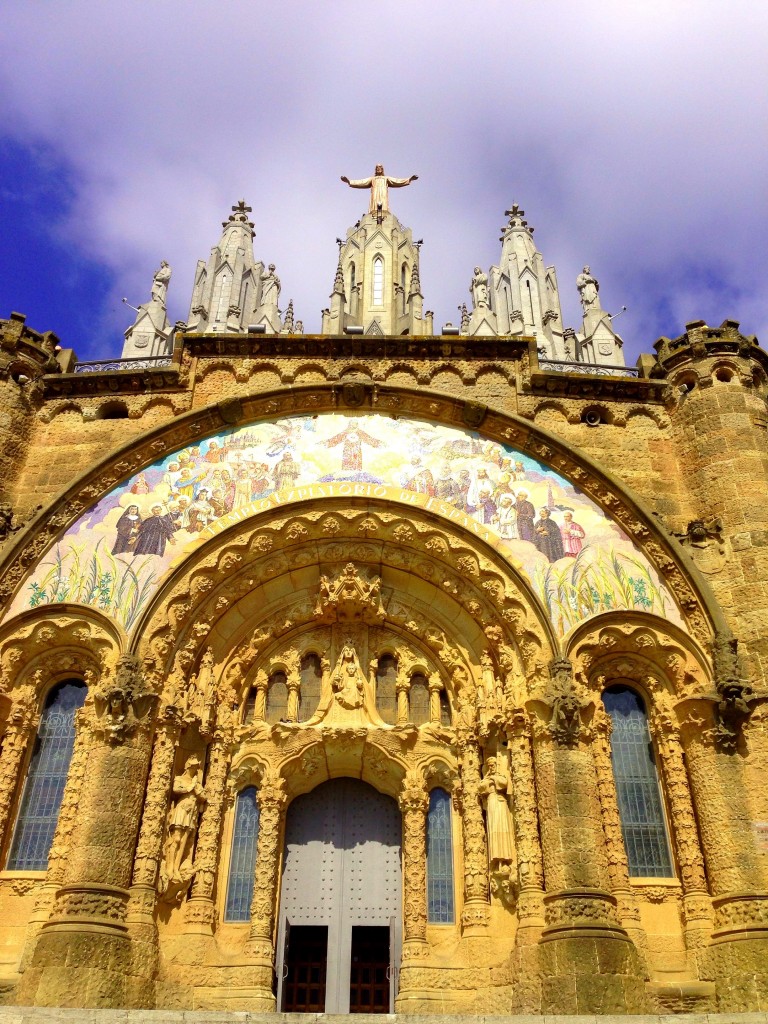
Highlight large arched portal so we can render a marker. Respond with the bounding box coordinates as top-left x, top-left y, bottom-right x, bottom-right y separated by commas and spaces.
277, 778, 401, 1014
